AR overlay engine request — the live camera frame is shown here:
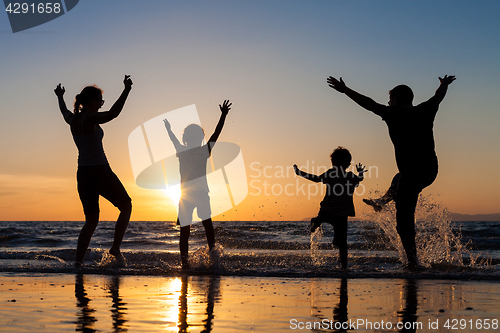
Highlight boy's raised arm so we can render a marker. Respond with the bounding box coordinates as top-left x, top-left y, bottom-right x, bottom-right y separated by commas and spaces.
208, 100, 231, 151
293, 164, 322, 183
54, 83, 73, 124
433, 75, 456, 103
327, 76, 384, 115
163, 119, 183, 152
